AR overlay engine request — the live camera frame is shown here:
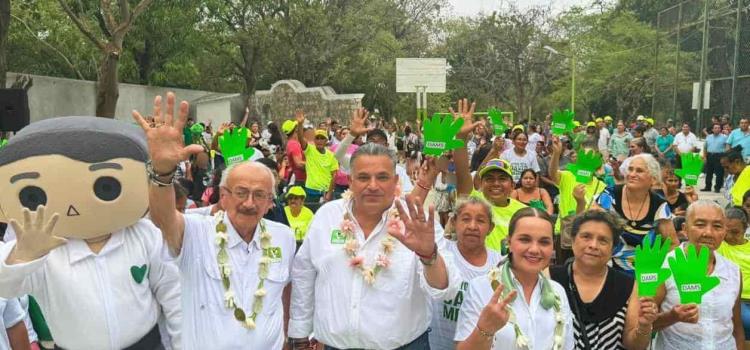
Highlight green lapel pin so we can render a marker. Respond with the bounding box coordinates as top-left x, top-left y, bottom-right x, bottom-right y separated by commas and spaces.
130, 264, 148, 284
